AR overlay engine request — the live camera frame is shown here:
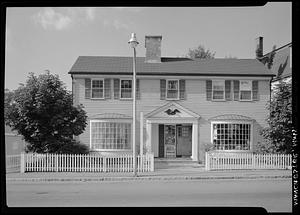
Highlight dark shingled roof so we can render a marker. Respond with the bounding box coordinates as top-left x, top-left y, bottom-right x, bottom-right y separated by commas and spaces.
69, 56, 275, 77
